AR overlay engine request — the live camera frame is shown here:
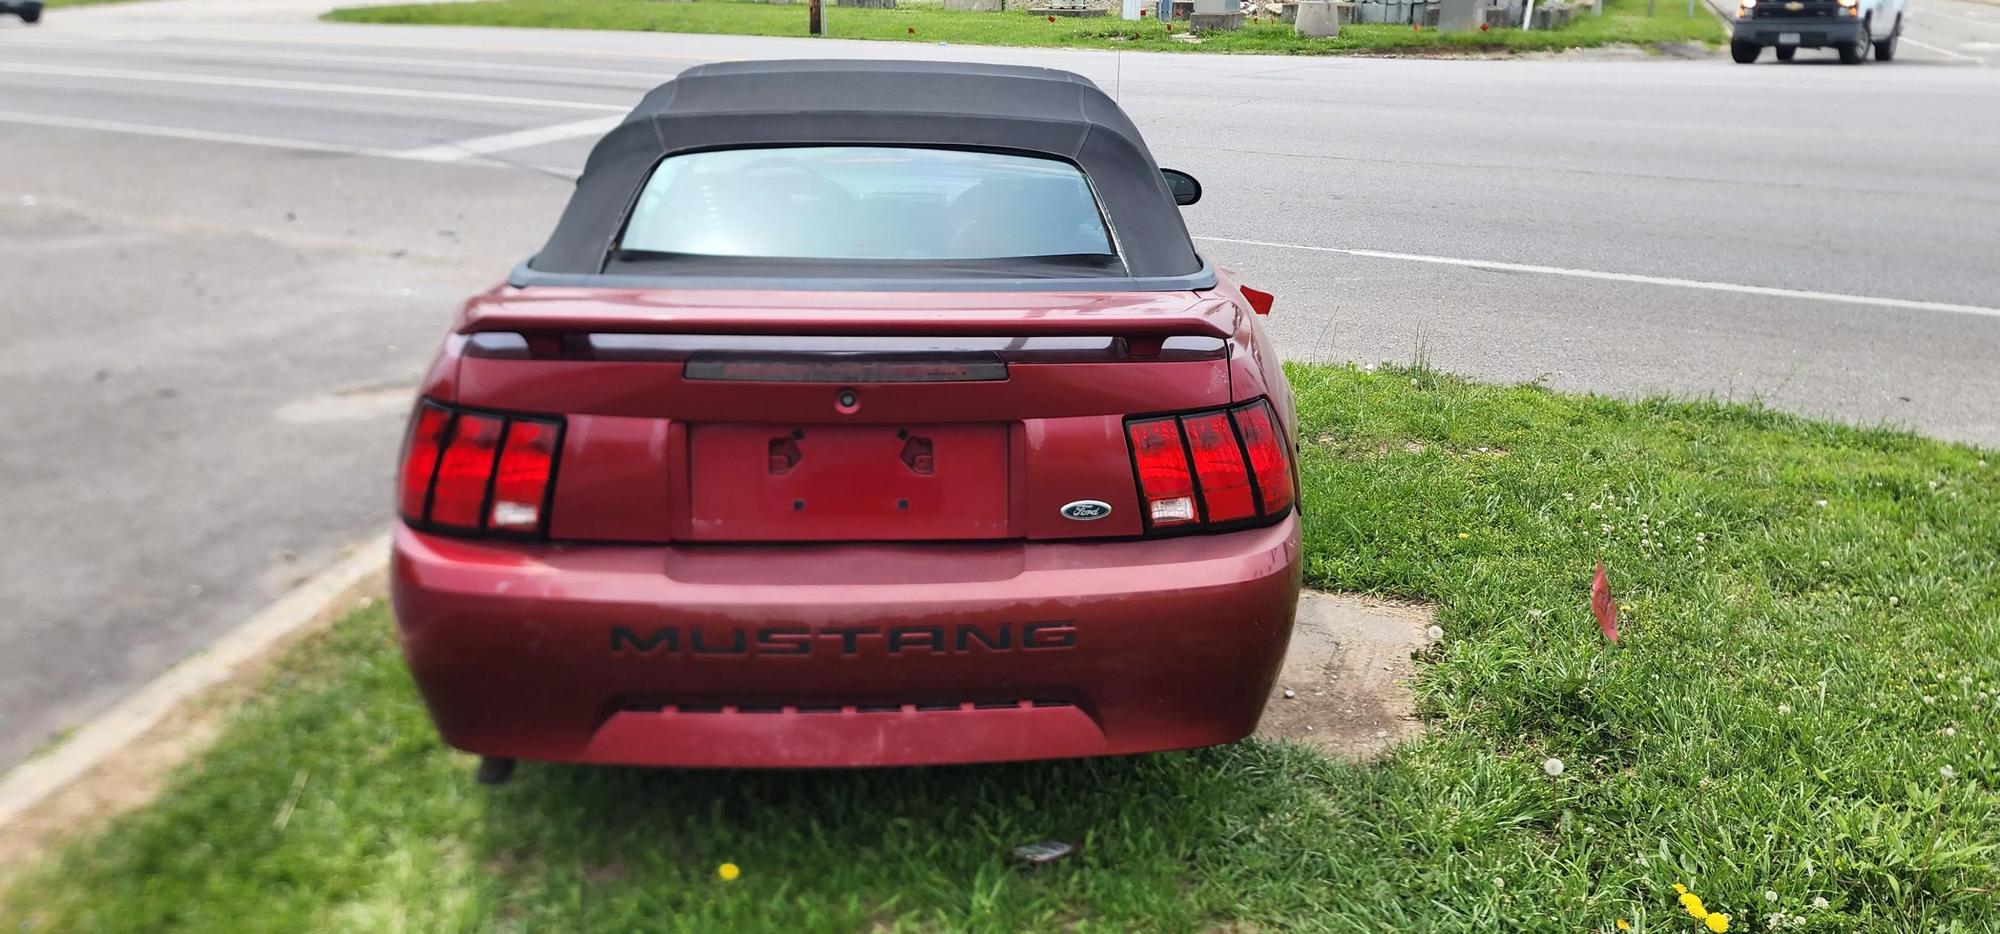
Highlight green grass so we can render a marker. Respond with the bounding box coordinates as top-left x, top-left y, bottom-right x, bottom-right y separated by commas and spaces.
324, 0, 1725, 54
7, 364, 1996, 931
43, 0, 146, 8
